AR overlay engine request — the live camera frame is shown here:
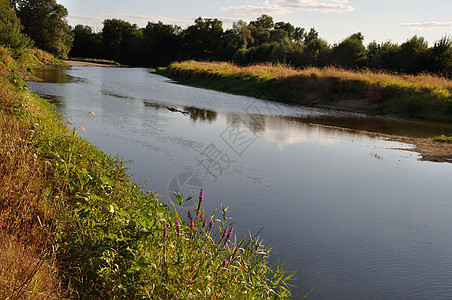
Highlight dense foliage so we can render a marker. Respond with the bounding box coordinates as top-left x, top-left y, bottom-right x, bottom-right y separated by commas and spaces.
10, 0, 73, 58
70, 14, 452, 78
0, 0, 33, 55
